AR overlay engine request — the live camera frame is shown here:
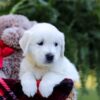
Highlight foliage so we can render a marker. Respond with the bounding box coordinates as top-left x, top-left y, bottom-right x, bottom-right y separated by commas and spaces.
0, 0, 100, 97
